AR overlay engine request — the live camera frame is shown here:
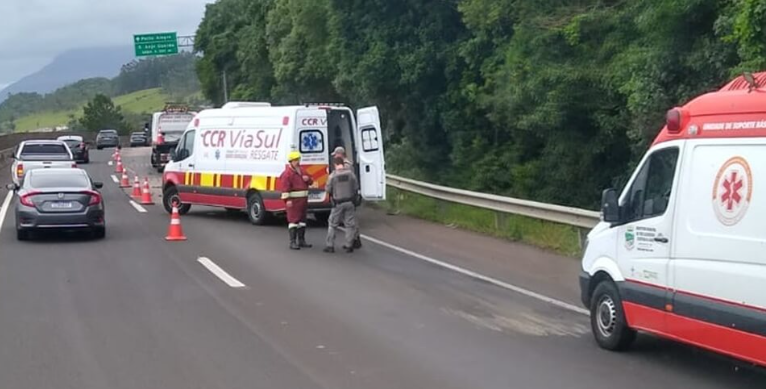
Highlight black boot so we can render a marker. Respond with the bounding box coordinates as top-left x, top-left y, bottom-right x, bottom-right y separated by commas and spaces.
353, 235, 362, 249
298, 227, 312, 248
289, 228, 300, 250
